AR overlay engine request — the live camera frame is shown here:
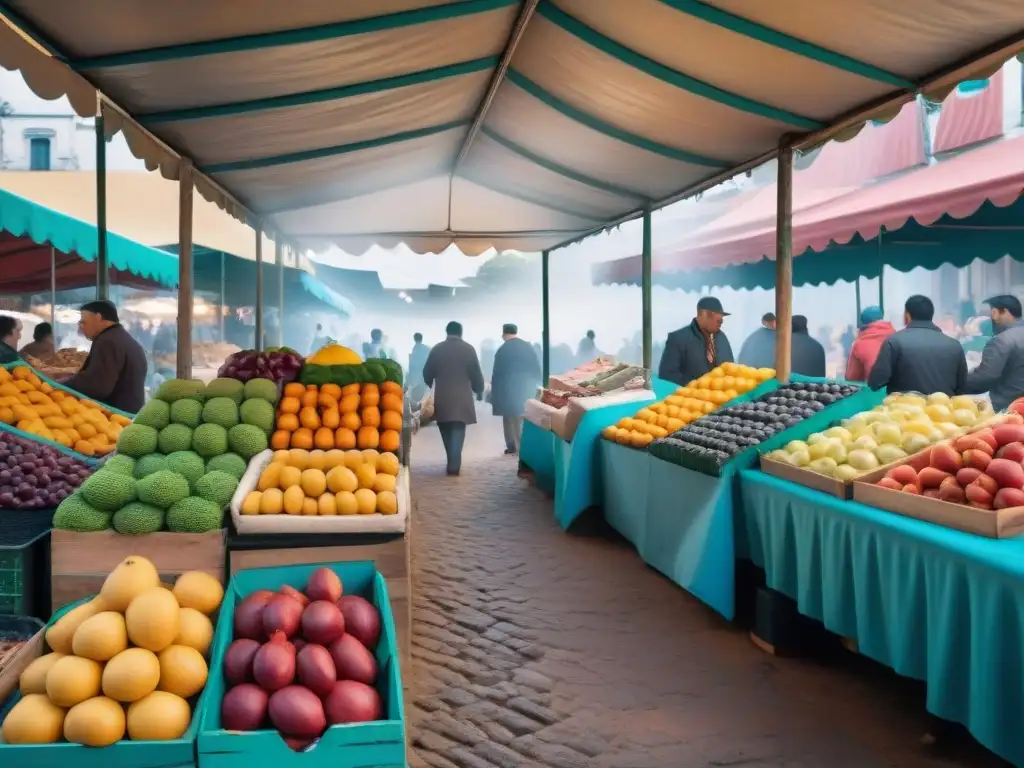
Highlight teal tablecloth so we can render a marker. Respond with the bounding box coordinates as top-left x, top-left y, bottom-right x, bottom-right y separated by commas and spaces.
520, 420, 557, 492
599, 441, 650, 547
740, 469, 1024, 768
